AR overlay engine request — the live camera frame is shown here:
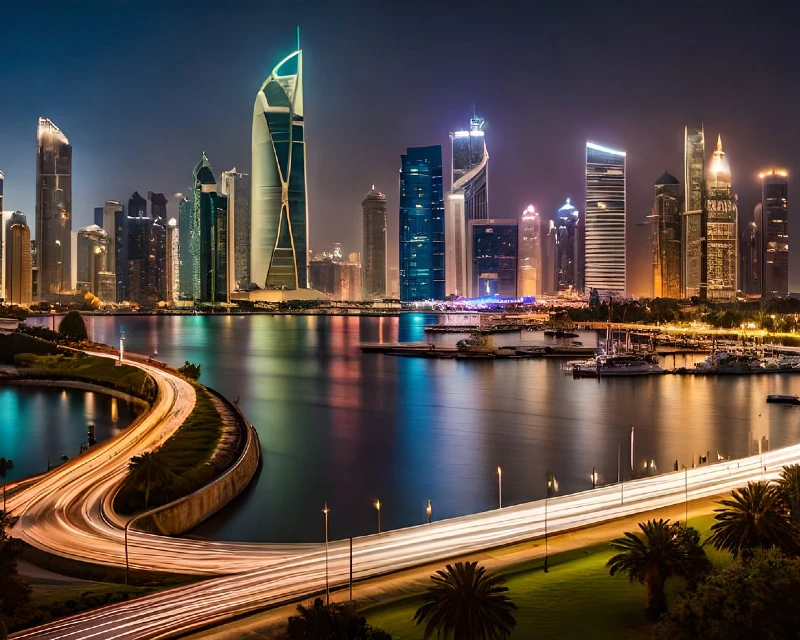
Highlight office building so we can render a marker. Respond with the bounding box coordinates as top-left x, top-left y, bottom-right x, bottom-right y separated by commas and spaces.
742, 216, 760, 297
176, 193, 192, 300
555, 198, 581, 293
309, 255, 361, 301
704, 135, 737, 301
652, 171, 682, 298
166, 218, 179, 304
683, 126, 705, 298
362, 187, 387, 300
518, 205, 541, 297
759, 169, 789, 299
220, 168, 250, 295
190, 157, 228, 303
3, 212, 32, 305
585, 142, 626, 294
93, 200, 123, 302
251, 47, 308, 291
399, 145, 444, 301
76, 224, 111, 297
468, 219, 518, 298
35, 117, 72, 301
